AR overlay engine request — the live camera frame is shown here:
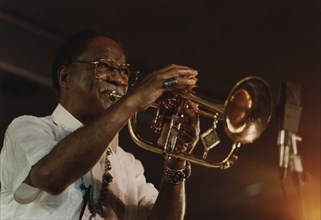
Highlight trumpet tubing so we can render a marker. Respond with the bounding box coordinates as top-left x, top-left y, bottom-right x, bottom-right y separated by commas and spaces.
128, 76, 272, 169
